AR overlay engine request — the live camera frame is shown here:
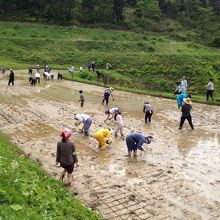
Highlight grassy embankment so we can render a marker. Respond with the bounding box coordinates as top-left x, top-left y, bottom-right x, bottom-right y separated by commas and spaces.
0, 22, 220, 104
0, 133, 101, 220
